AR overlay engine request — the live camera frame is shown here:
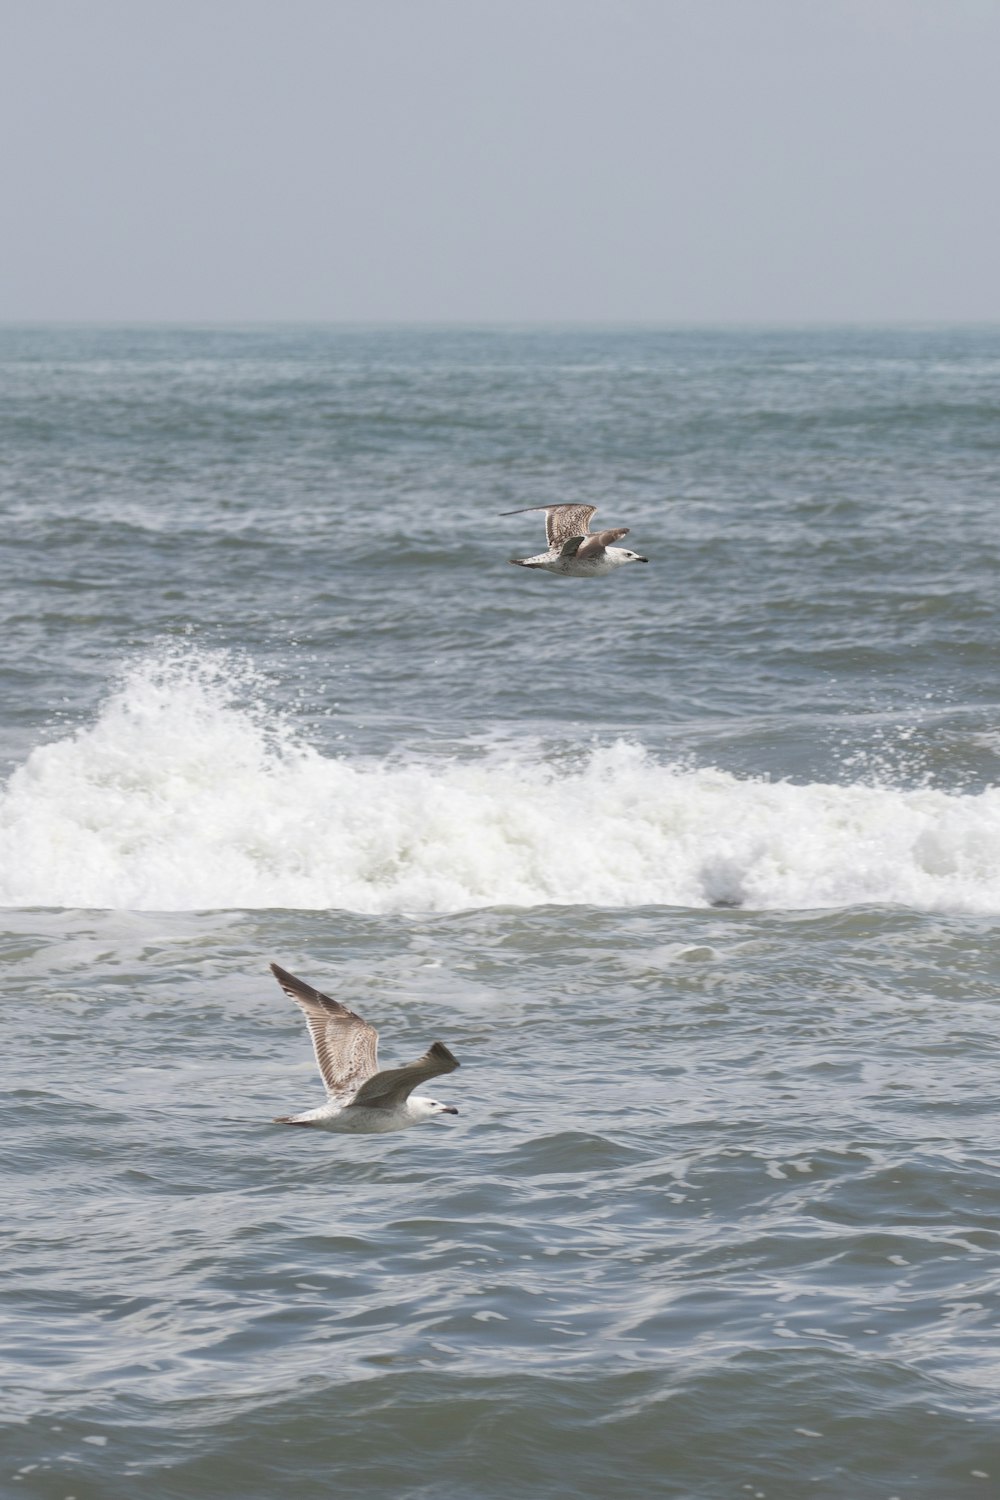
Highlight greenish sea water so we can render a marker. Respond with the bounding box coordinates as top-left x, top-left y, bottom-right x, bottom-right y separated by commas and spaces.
3, 326, 1000, 1499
